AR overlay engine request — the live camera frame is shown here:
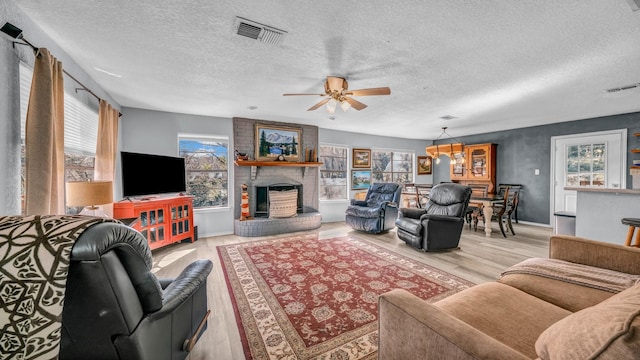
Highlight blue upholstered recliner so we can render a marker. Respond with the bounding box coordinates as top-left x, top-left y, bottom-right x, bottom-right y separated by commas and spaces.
345, 182, 403, 233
